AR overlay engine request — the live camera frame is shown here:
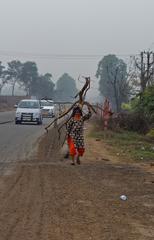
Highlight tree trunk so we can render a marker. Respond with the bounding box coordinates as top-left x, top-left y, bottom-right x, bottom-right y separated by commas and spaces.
12, 84, 15, 96
0, 86, 2, 96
